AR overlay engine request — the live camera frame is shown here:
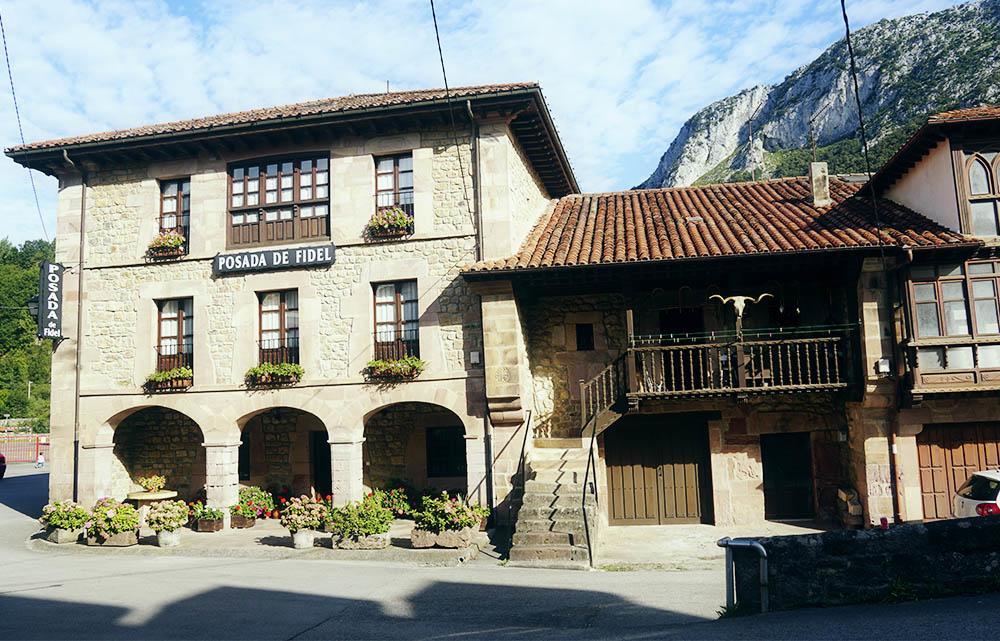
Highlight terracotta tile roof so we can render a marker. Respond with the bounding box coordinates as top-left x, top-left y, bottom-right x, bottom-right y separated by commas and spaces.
927, 105, 1000, 124
6, 82, 538, 153
467, 176, 974, 273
